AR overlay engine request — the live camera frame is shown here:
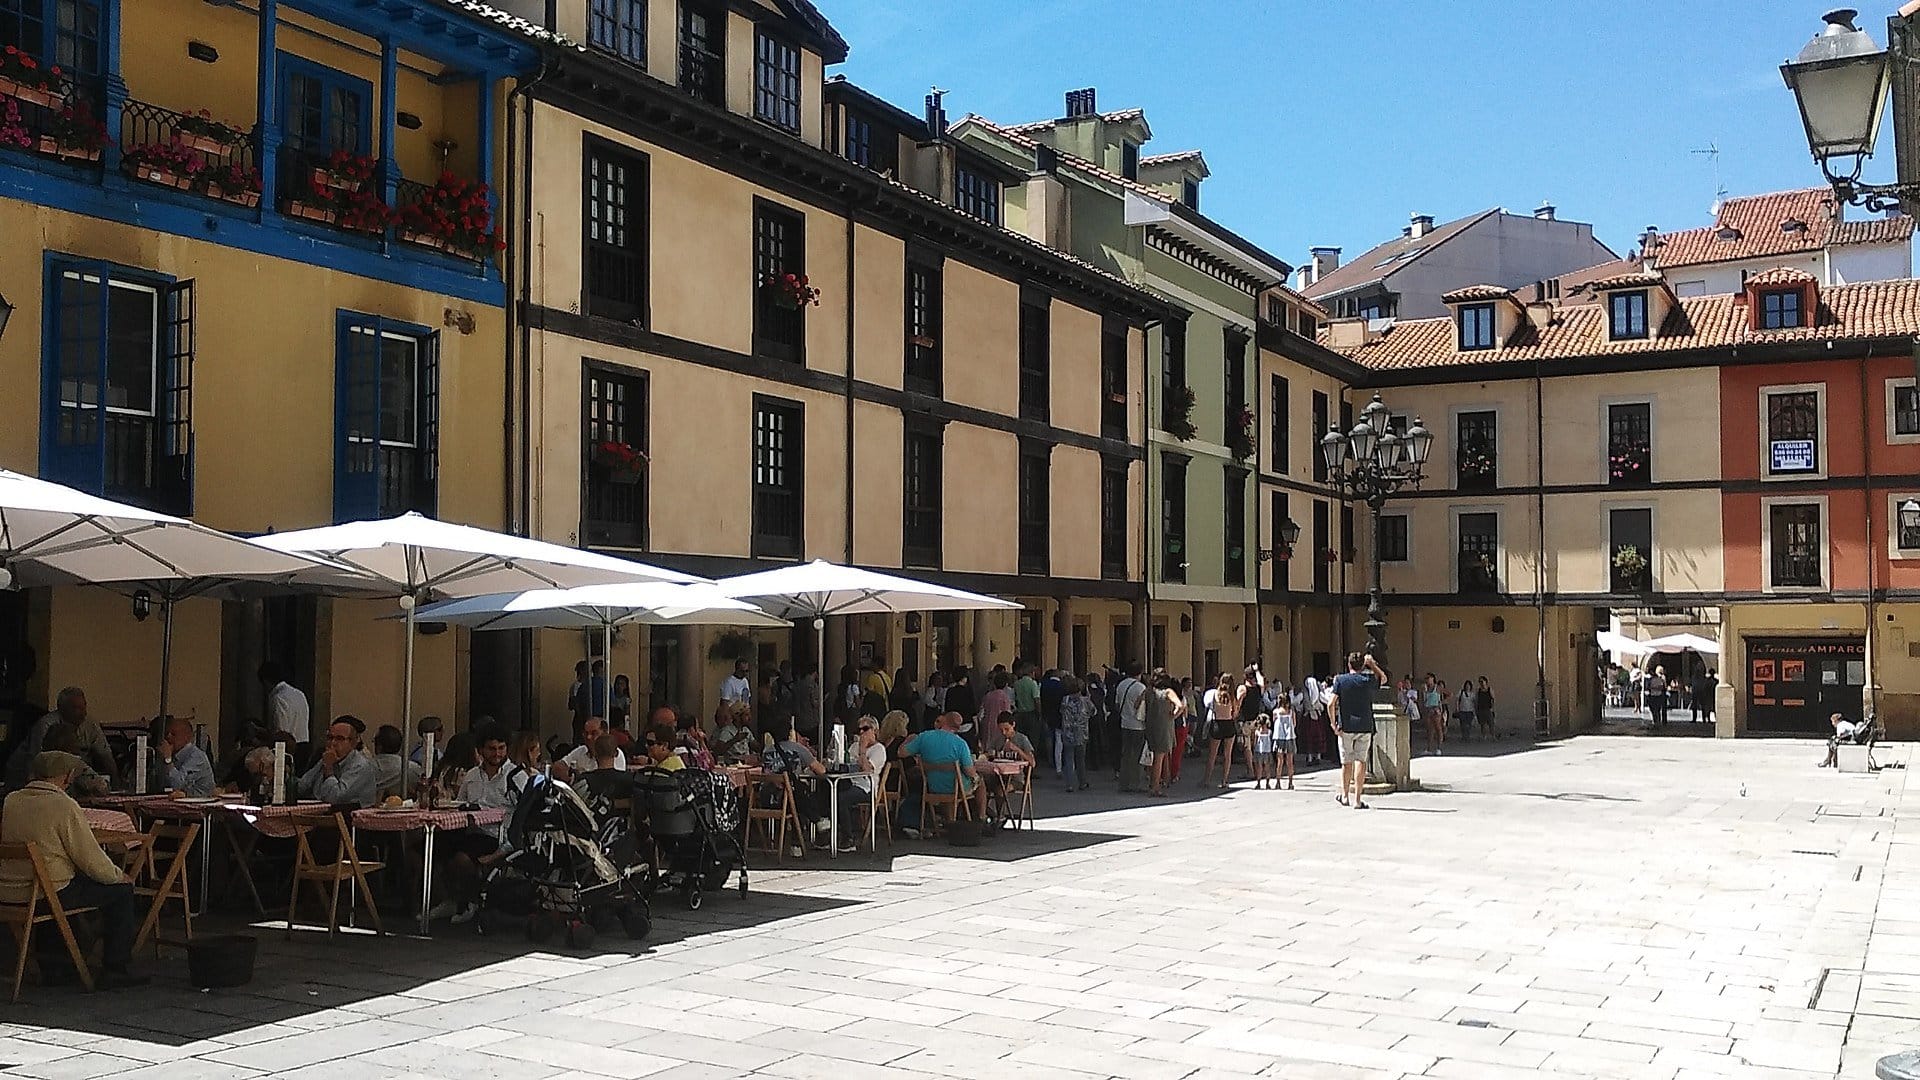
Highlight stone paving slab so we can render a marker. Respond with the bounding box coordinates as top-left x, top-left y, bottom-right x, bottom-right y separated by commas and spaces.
0, 735, 1916, 1079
